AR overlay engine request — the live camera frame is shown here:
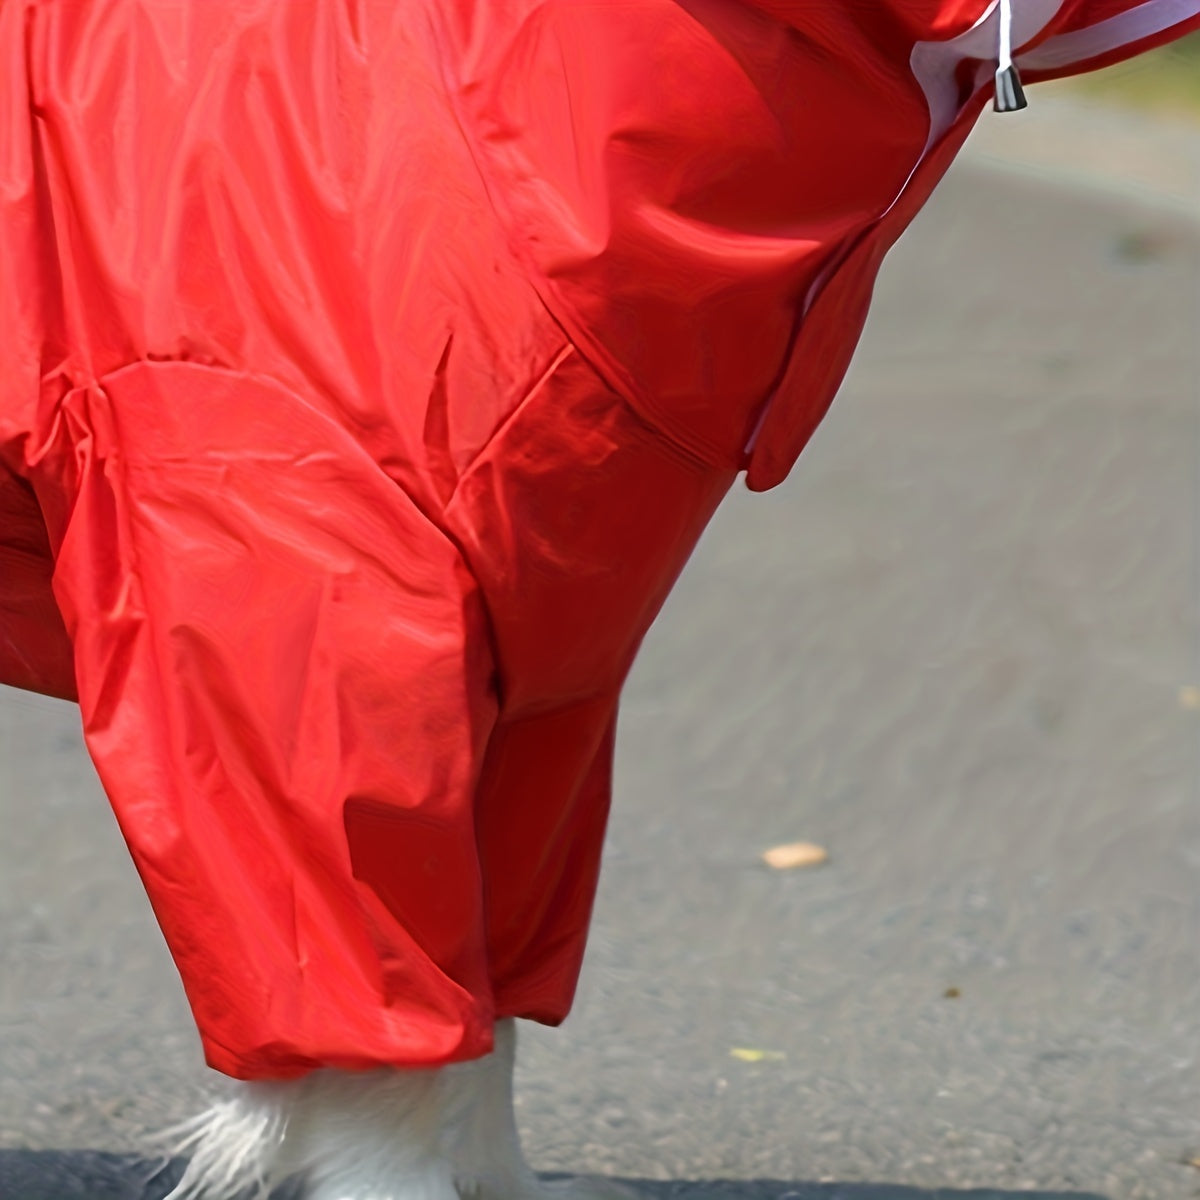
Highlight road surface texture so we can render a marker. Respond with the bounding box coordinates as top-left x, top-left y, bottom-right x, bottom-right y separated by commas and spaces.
1, 97, 1198, 1200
